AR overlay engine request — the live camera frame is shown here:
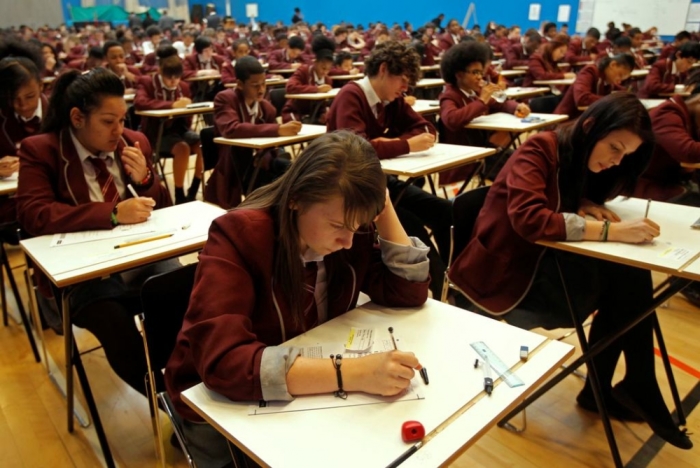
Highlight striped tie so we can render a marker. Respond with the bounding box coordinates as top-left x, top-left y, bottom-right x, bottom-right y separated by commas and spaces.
88, 156, 121, 205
